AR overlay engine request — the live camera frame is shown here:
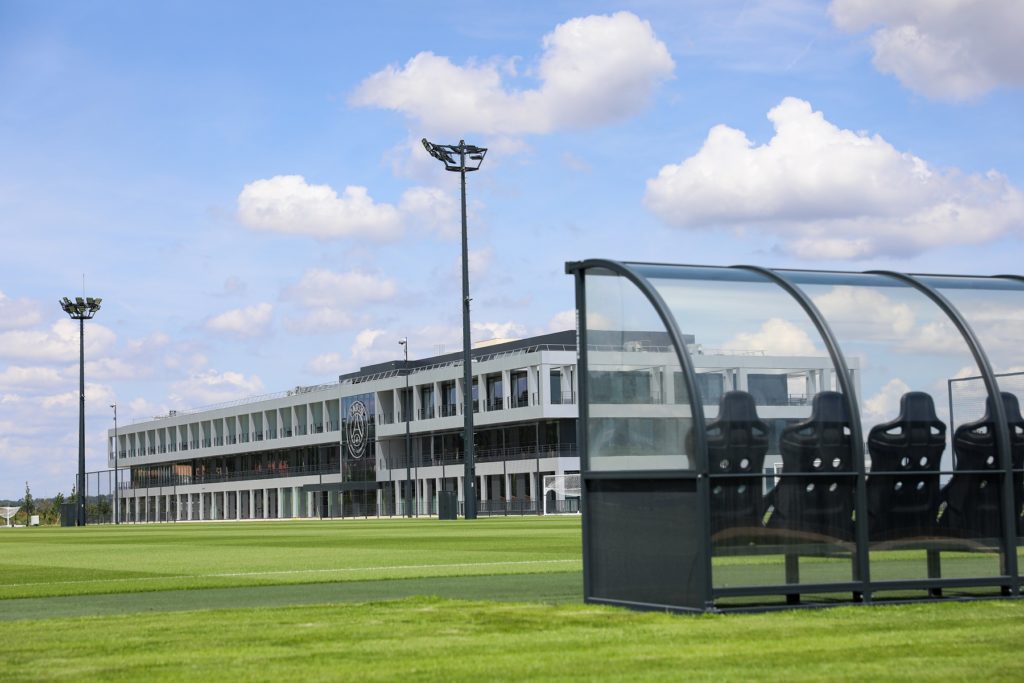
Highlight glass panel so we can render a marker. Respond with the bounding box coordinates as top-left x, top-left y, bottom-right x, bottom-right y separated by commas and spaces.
583, 268, 692, 472
918, 275, 1024, 572
635, 265, 853, 589
783, 270, 1003, 583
